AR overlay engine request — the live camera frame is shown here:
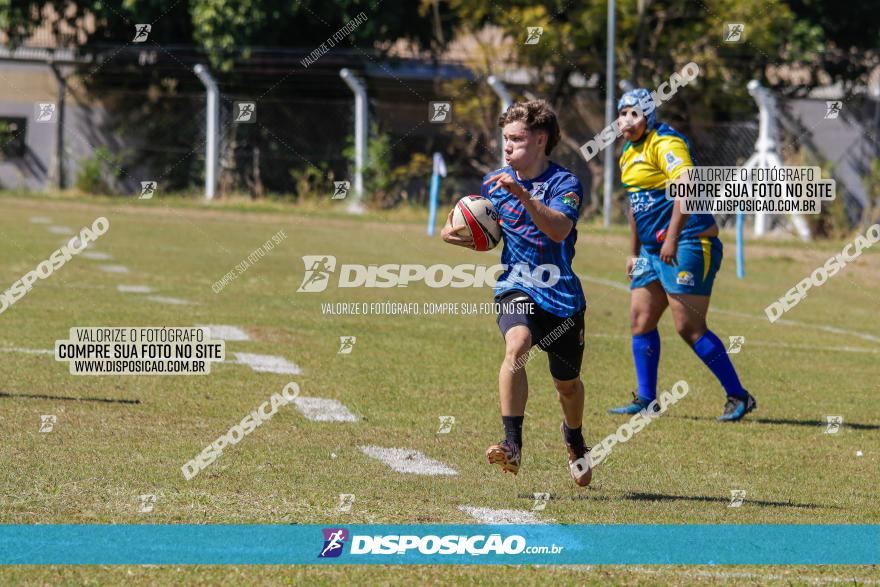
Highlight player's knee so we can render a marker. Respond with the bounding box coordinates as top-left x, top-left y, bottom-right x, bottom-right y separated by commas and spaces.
630, 310, 653, 335
504, 331, 531, 362
676, 321, 705, 345
555, 377, 580, 397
